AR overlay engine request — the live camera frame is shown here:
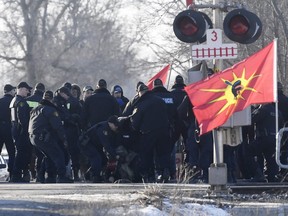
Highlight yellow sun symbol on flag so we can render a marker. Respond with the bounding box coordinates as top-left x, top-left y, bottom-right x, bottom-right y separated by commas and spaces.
200, 68, 260, 115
